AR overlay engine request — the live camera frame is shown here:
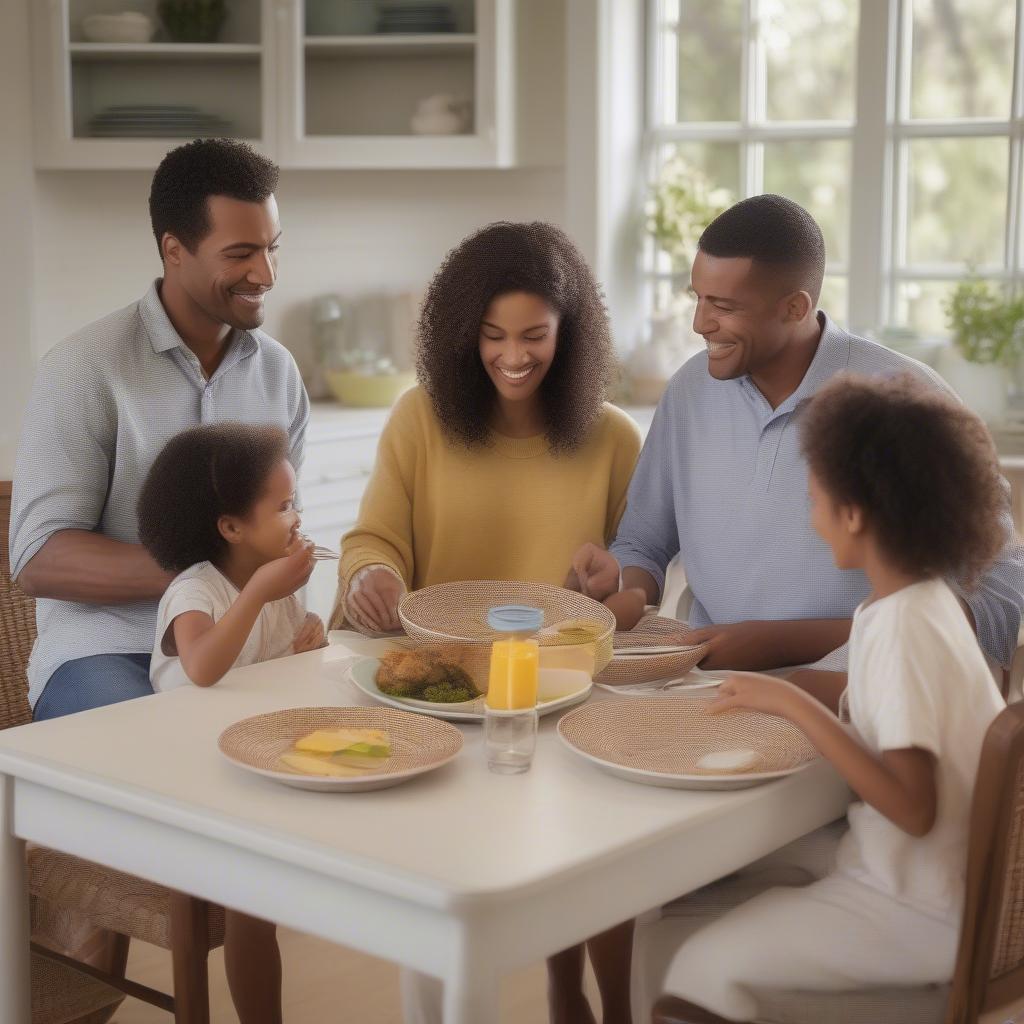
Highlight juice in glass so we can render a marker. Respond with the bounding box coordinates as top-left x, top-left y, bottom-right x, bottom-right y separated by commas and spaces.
484, 604, 544, 774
